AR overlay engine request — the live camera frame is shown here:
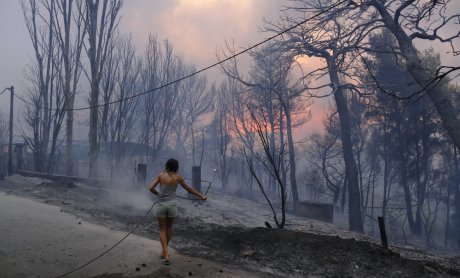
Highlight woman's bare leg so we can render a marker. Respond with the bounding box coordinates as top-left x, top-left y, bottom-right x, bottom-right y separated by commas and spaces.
166, 217, 174, 246
158, 217, 169, 259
